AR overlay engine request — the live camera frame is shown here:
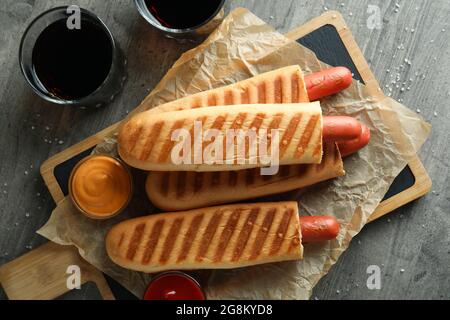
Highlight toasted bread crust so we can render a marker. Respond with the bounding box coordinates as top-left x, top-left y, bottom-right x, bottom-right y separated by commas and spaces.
118, 103, 323, 171
141, 65, 309, 114
146, 143, 344, 211
106, 202, 303, 273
